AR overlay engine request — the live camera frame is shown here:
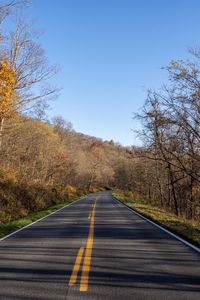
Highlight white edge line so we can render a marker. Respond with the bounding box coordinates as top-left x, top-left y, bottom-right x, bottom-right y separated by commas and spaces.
0, 197, 85, 242
113, 196, 200, 254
